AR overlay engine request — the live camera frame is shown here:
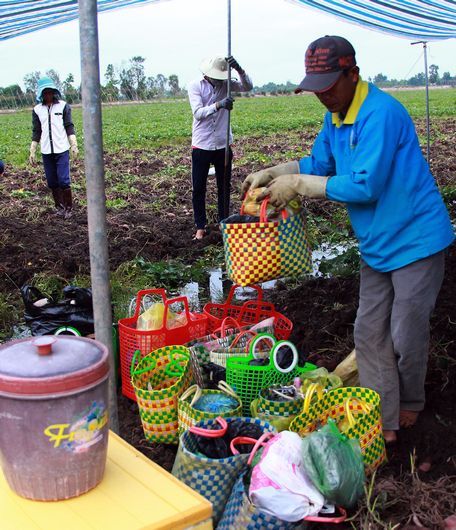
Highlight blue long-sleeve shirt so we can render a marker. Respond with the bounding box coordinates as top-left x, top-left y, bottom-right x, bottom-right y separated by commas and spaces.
299, 81, 454, 272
